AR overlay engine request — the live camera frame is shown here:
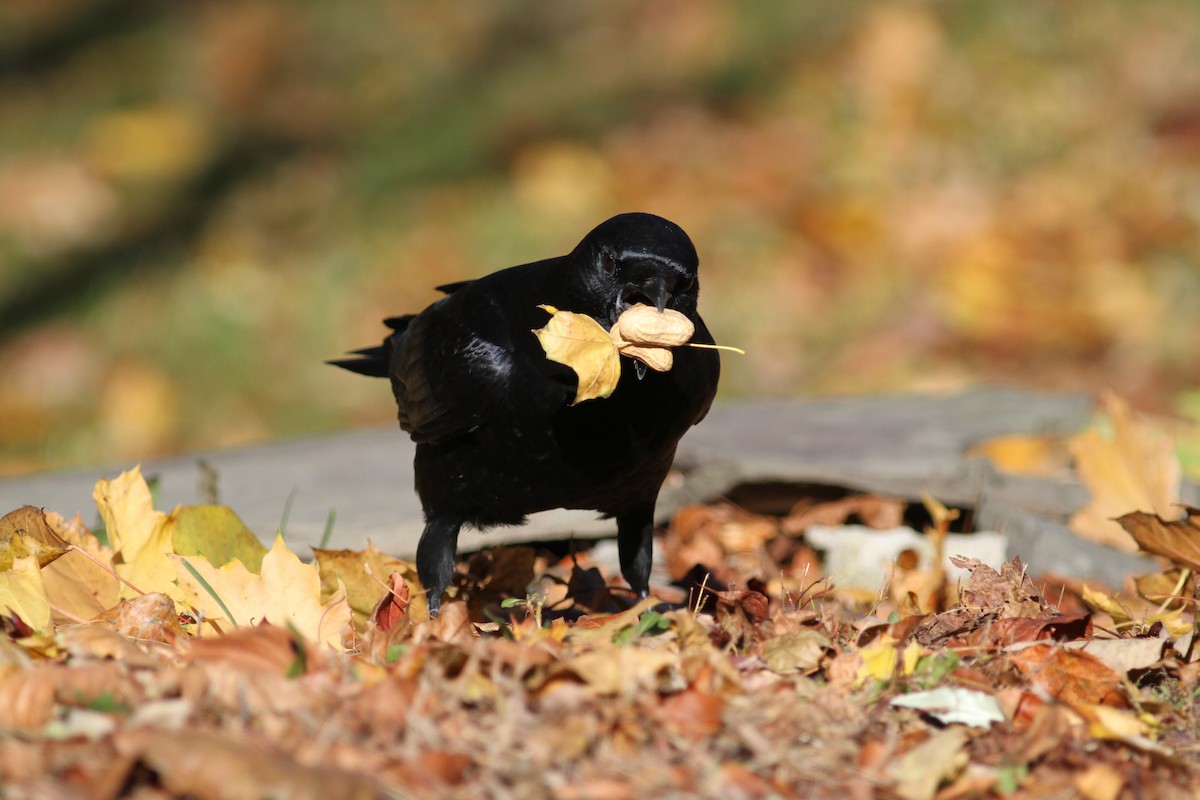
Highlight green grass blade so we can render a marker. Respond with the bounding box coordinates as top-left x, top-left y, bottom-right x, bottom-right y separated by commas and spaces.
181, 558, 239, 626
